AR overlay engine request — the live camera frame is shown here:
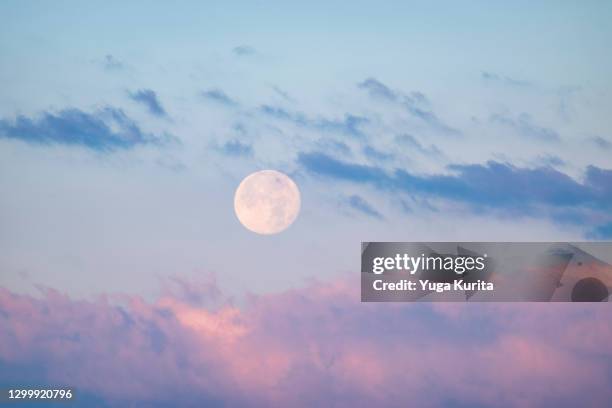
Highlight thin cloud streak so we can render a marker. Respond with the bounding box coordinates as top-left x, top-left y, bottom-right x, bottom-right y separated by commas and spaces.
0, 107, 170, 151
201, 88, 239, 107
260, 105, 368, 138
358, 78, 460, 136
